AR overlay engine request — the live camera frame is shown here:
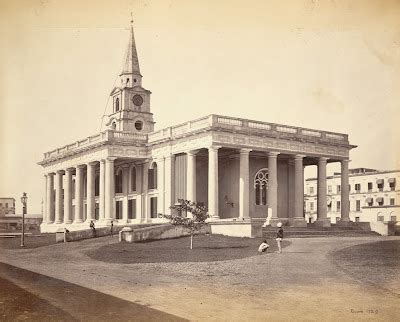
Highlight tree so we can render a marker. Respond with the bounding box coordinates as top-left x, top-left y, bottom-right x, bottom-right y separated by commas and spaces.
159, 199, 209, 249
